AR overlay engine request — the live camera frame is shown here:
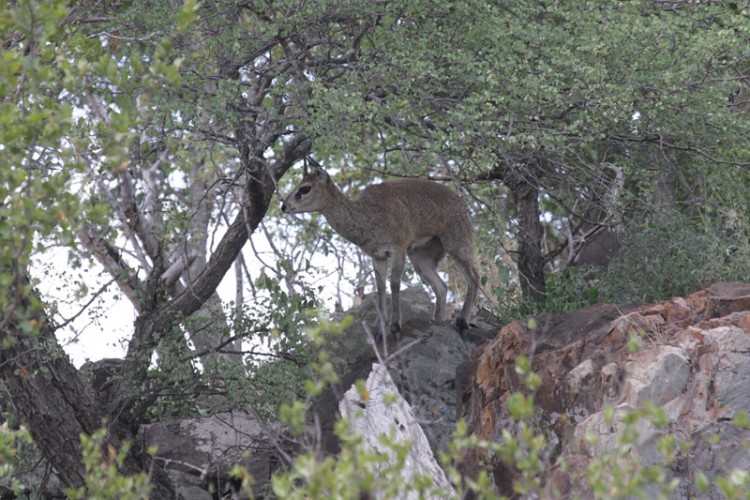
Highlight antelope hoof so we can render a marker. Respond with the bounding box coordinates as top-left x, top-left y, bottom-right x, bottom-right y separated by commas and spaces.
390, 322, 402, 341
455, 317, 469, 337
